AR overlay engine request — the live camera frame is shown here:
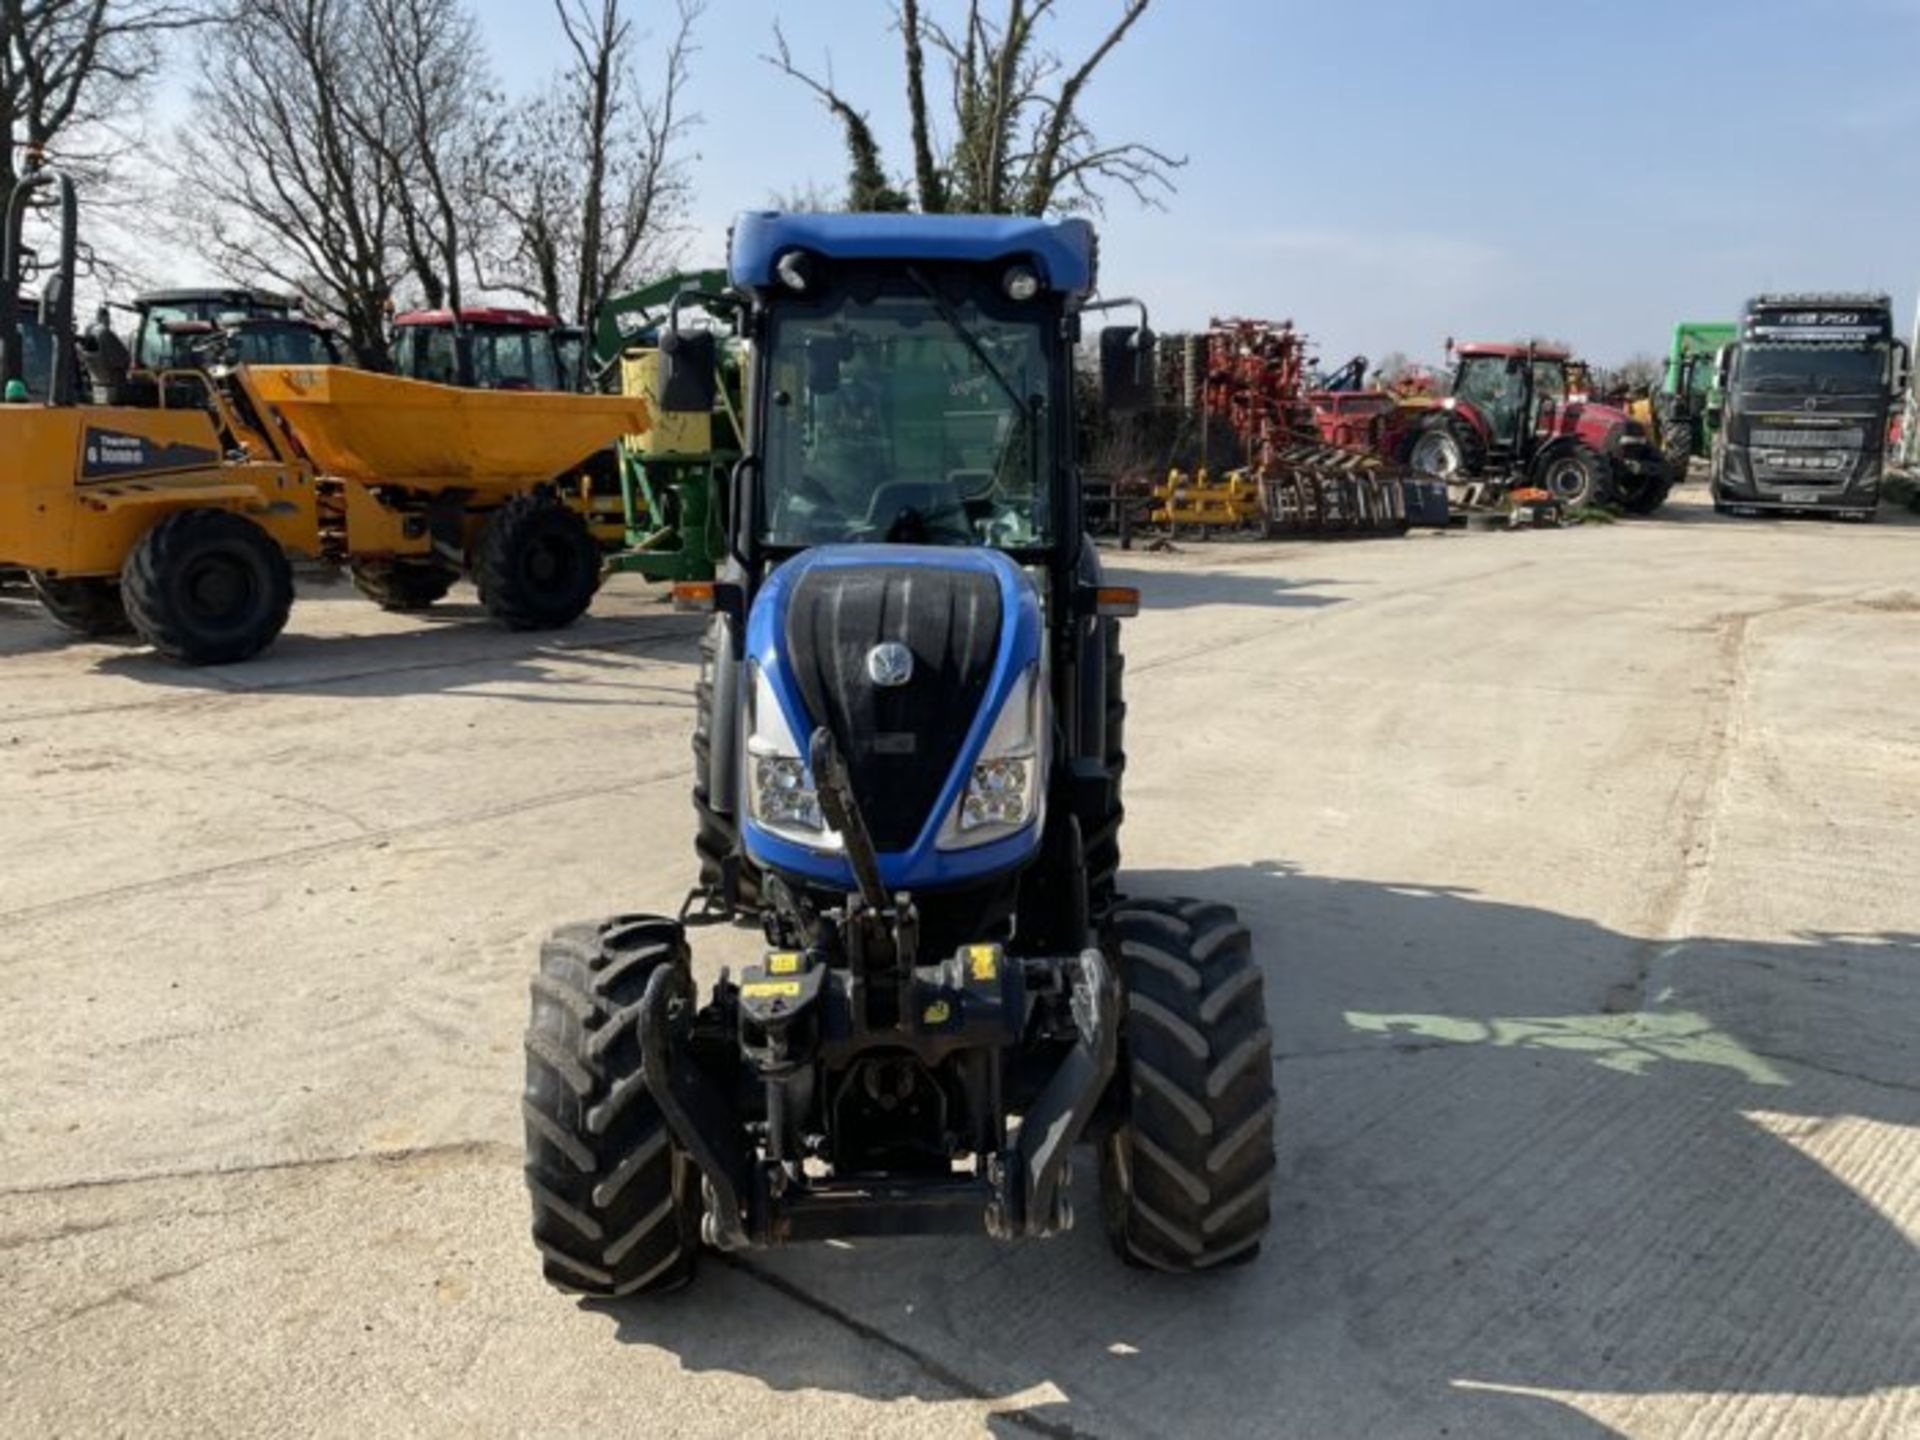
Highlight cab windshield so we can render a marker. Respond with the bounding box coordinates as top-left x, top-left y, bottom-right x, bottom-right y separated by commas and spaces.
1737, 344, 1885, 395
758, 284, 1055, 549
228, 322, 342, 366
